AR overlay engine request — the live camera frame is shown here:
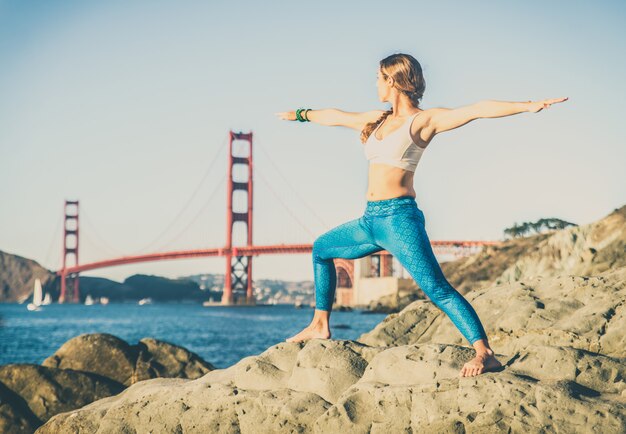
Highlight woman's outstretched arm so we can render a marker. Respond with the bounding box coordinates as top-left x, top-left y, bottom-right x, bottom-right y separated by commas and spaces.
428, 97, 569, 136
275, 109, 384, 131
